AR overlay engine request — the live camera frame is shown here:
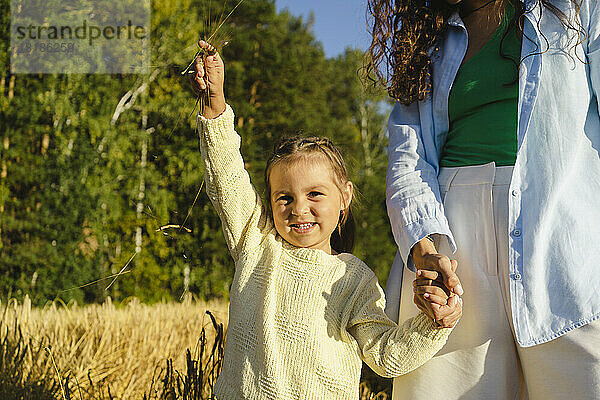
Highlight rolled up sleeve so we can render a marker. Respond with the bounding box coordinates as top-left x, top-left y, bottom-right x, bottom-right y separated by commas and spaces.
386, 102, 456, 269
